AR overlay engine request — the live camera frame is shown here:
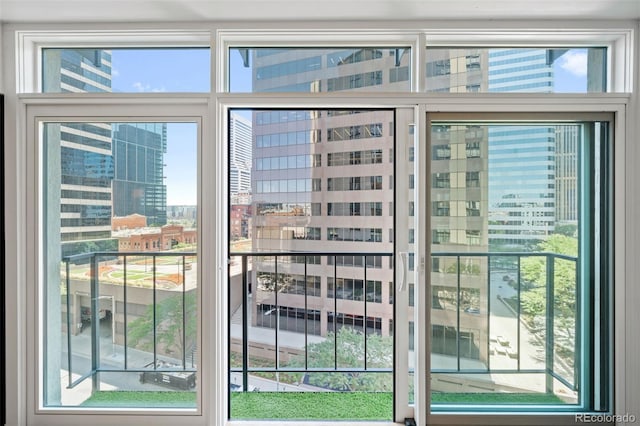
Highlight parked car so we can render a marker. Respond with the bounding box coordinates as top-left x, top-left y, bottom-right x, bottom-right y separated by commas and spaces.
139, 361, 196, 390
80, 307, 107, 322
